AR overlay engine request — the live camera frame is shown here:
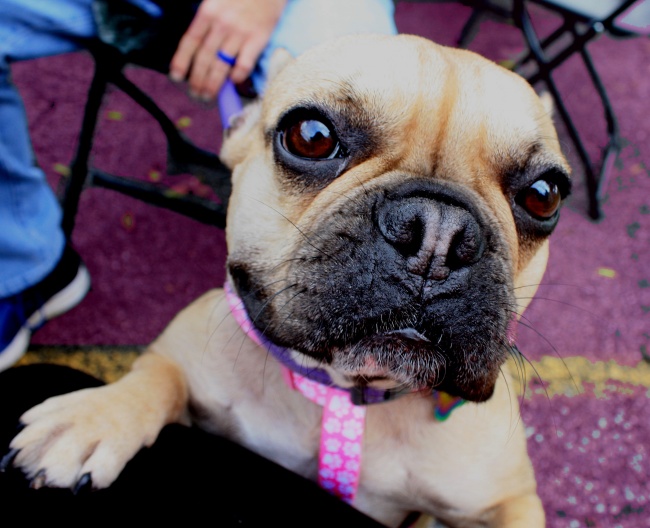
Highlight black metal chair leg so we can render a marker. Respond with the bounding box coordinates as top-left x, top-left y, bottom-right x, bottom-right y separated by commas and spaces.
110, 68, 231, 203
513, 19, 573, 72
457, 9, 486, 48
453, 0, 642, 220
513, 1, 605, 219
579, 45, 622, 209
548, 73, 602, 219
59, 41, 234, 237
61, 64, 111, 237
